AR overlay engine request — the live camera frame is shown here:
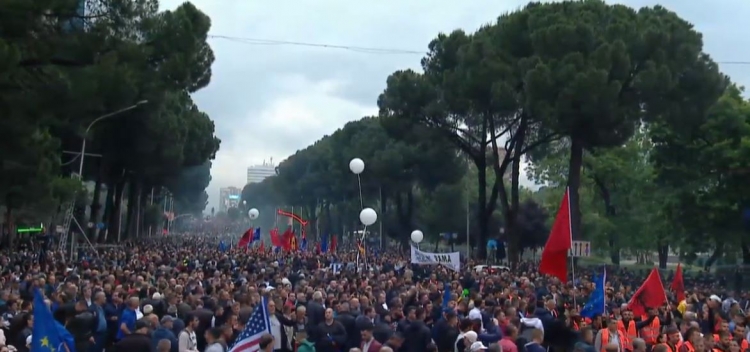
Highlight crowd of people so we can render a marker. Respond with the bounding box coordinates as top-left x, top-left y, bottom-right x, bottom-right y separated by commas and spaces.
0, 234, 746, 352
